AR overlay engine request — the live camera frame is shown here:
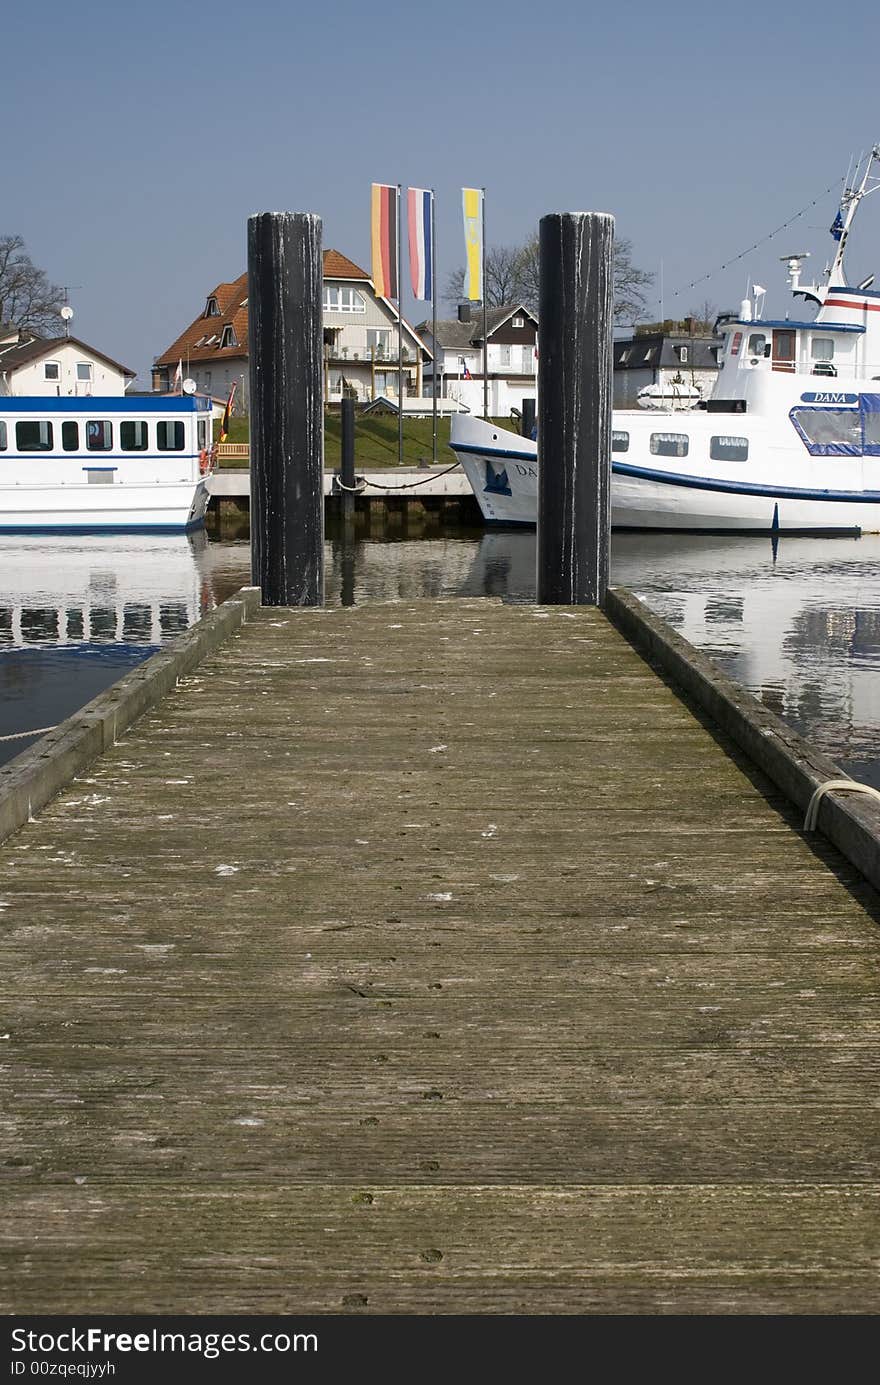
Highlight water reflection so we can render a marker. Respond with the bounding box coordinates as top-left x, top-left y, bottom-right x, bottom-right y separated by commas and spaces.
3, 527, 880, 787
